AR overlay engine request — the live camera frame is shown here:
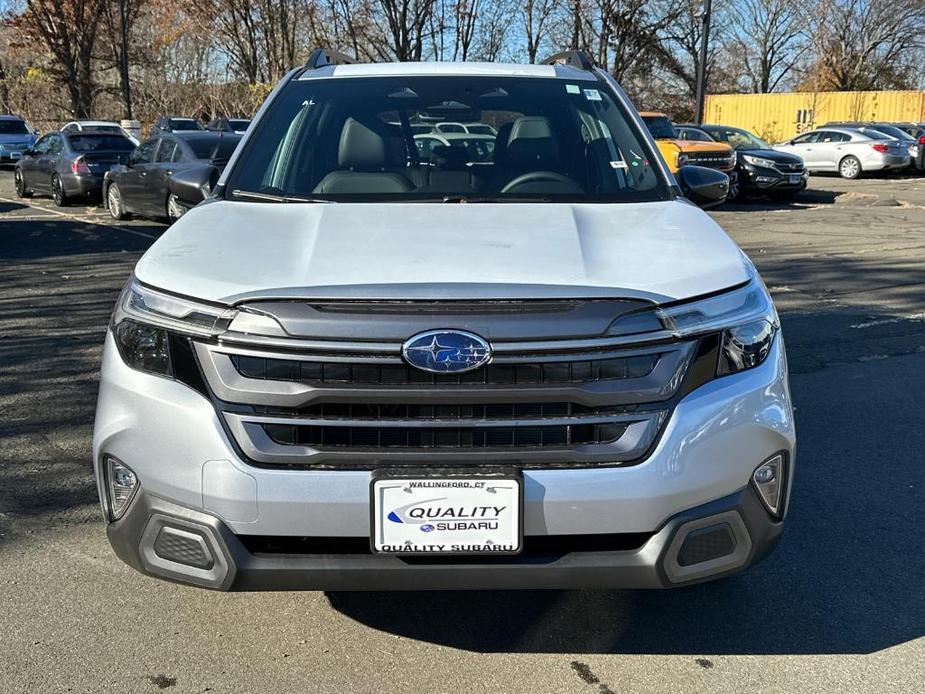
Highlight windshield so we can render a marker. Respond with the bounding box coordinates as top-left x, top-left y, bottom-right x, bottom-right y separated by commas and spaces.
640, 115, 676, 140
704, 127, 769, 150
868, 125, 913, 141
188, 135, 242, 160
171, 119, 203, 131
87, 125, 124, 134
229, 120, 250, 131
224, 76, 669, 203
0, 120, 29, 135
70, 134, 135, 152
